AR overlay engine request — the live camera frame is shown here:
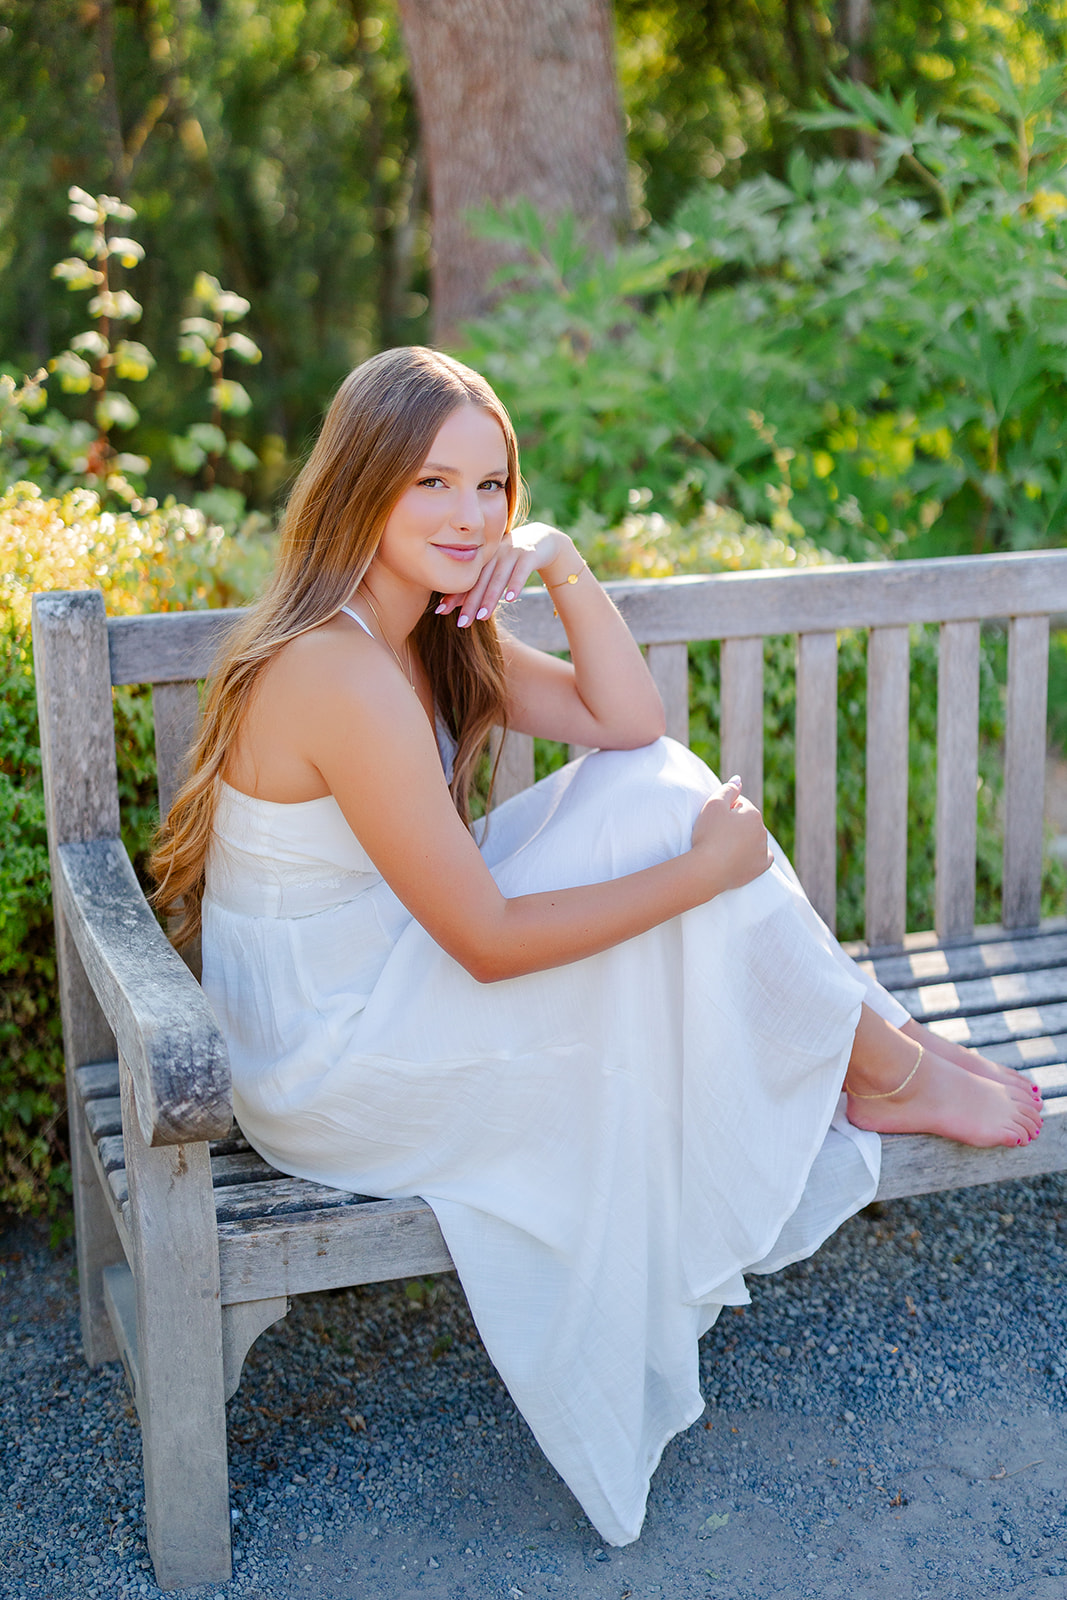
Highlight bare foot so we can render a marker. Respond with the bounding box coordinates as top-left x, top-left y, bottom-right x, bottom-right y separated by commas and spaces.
846, 1045, 1043, 1148
902, 1020, 1030, 1094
